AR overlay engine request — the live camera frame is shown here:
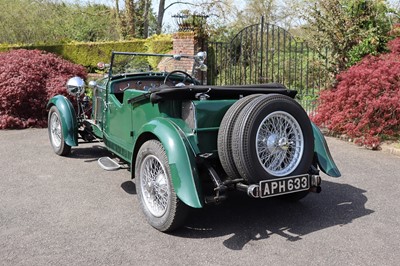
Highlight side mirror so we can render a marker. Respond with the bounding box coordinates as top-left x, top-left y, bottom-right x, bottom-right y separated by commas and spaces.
196, 51, 207, 62
66, 77, 85, 96
194, 51, 207, 72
